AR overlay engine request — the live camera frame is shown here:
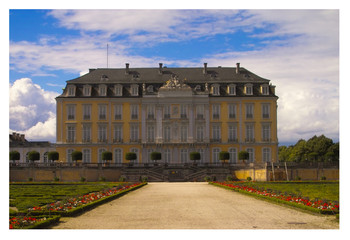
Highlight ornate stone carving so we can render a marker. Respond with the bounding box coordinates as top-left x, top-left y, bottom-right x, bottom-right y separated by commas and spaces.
160, 75, 191, 90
